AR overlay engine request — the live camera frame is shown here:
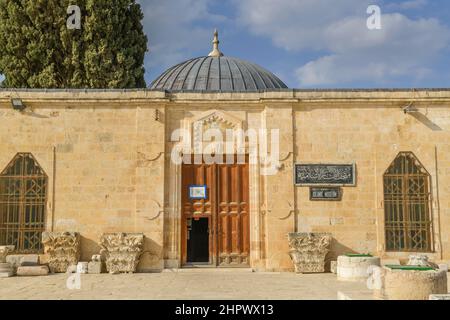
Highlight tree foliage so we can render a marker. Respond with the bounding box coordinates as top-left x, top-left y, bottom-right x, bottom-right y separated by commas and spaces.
0, 0, 147, 88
